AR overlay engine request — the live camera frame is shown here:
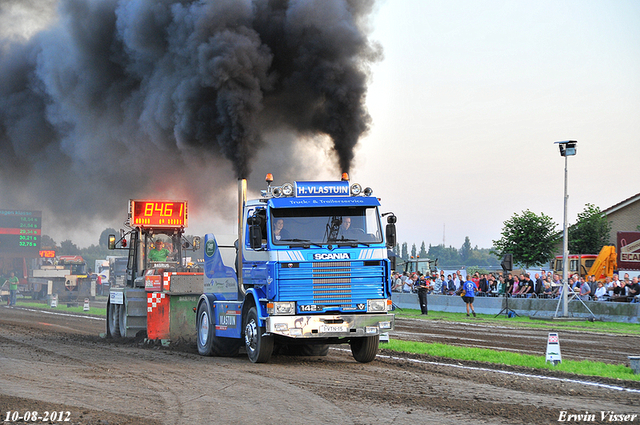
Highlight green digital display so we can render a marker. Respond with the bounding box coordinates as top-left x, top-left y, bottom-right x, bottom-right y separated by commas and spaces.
0, 210, 42, 257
